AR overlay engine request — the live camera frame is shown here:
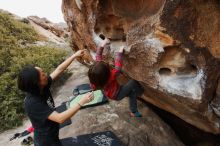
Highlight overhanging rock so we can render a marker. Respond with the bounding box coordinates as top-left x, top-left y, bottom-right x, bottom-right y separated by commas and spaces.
62, 0, 220, 133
